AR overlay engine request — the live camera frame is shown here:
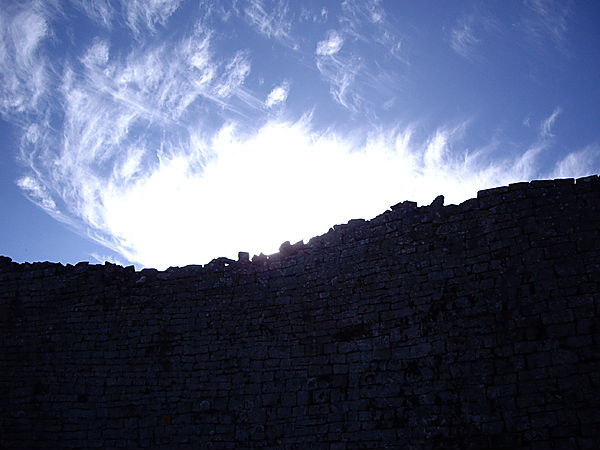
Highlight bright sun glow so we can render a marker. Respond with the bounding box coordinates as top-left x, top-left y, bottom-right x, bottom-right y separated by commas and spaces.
91, 118, 555, 269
